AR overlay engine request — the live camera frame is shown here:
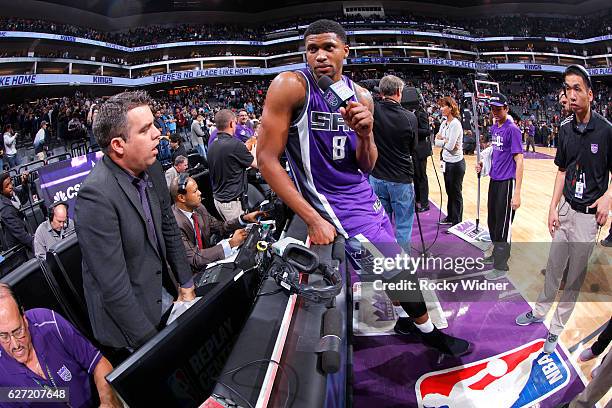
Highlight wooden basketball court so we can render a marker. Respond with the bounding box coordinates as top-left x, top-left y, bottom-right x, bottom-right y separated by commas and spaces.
427, 146, 611, 405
